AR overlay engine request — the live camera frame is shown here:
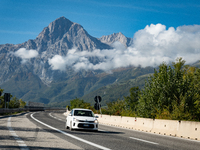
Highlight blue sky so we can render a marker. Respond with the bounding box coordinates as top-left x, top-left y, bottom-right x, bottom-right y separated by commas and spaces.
0, 0, 200, 45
